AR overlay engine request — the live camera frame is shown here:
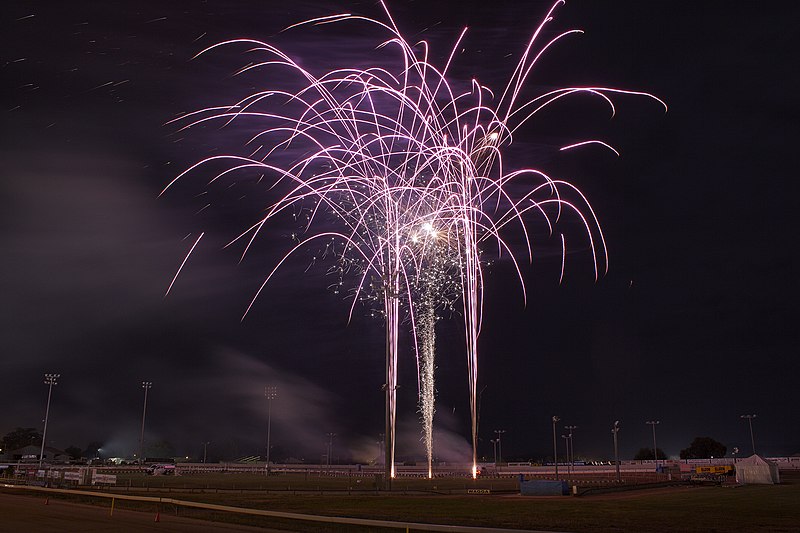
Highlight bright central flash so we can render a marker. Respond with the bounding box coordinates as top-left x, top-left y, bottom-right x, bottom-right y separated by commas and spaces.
411, 222, 438, 243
